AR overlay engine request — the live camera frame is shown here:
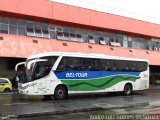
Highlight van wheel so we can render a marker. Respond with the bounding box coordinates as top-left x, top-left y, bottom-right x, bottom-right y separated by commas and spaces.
54, 86, 67, 100
123, 84, 132, 96
4, 88, 10, 92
